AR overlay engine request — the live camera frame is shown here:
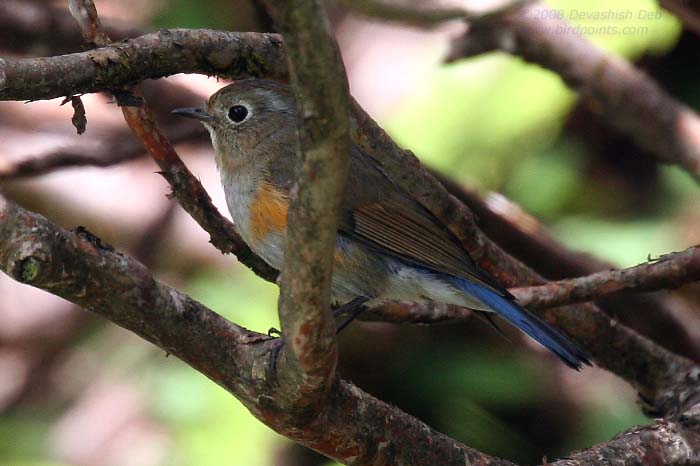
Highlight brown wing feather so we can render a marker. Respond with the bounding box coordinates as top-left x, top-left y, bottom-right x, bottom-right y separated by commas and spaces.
339, 147, 509, 296
346, 201, 506, 295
